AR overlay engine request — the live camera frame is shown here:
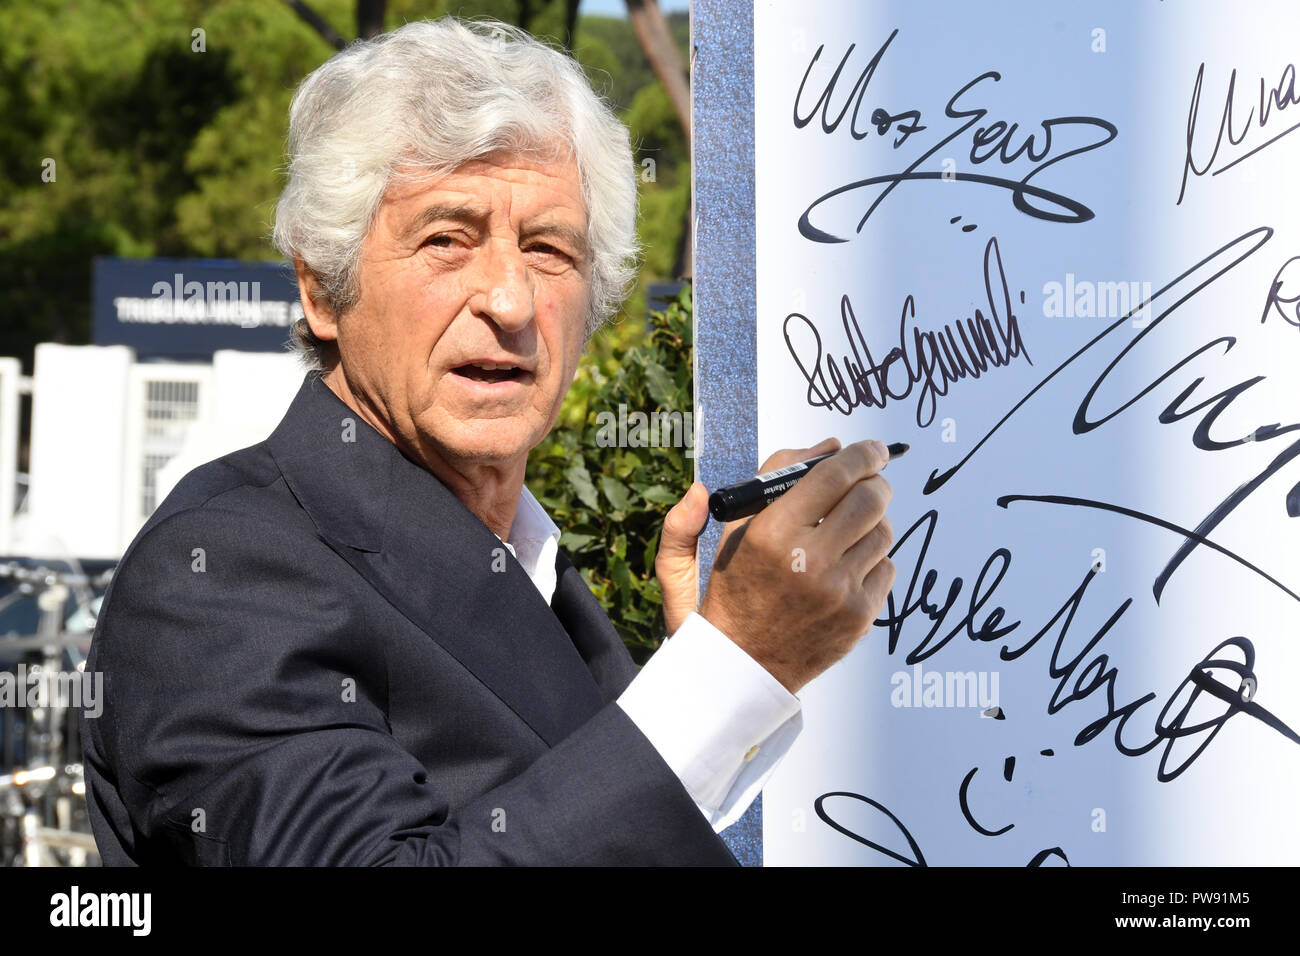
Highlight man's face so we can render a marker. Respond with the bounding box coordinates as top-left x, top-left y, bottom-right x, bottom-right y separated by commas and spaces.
315, 148, 592, 473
